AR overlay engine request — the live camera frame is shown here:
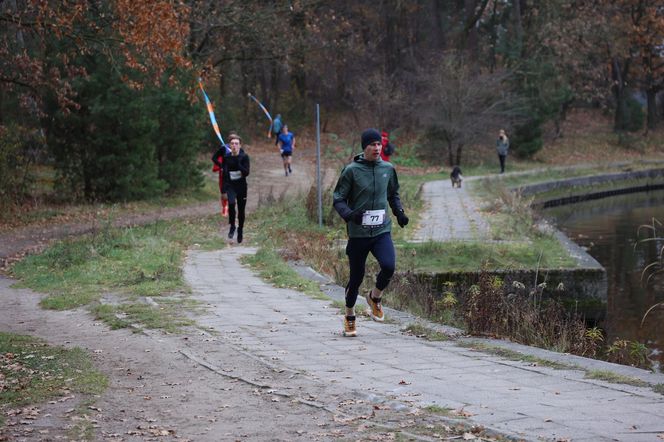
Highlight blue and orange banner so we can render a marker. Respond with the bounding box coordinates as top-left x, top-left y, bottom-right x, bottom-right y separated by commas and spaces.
198, 78, 229, 152
248, 93, 273, 137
